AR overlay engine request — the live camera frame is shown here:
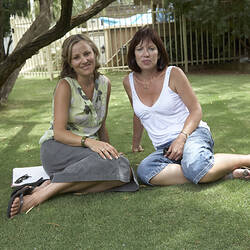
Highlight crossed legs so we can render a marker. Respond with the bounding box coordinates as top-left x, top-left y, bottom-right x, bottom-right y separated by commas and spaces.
150, 128, 250, 186
150, 164, 190, 185
150, 153, 250, 186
